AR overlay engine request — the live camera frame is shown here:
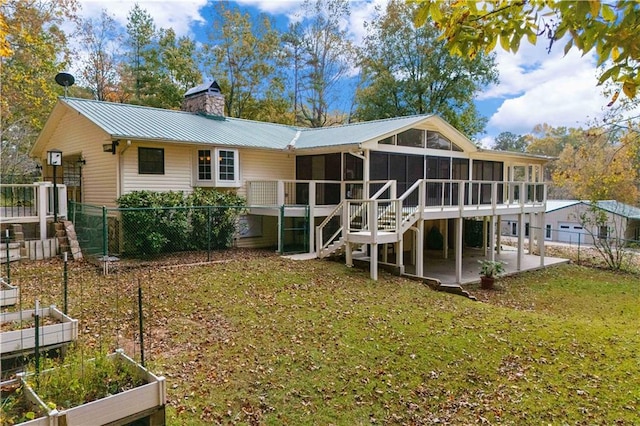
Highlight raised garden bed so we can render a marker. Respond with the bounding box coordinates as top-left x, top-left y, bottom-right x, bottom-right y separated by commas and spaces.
0, 379, 50, 426
0, 278, 18, 307
0, 306, 78, 358
17, 350, 166, 425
